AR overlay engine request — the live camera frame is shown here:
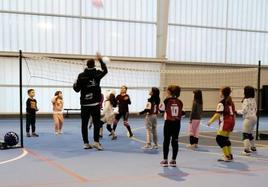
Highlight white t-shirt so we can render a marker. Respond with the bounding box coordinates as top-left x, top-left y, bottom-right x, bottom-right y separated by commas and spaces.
237, 98, 257, 119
